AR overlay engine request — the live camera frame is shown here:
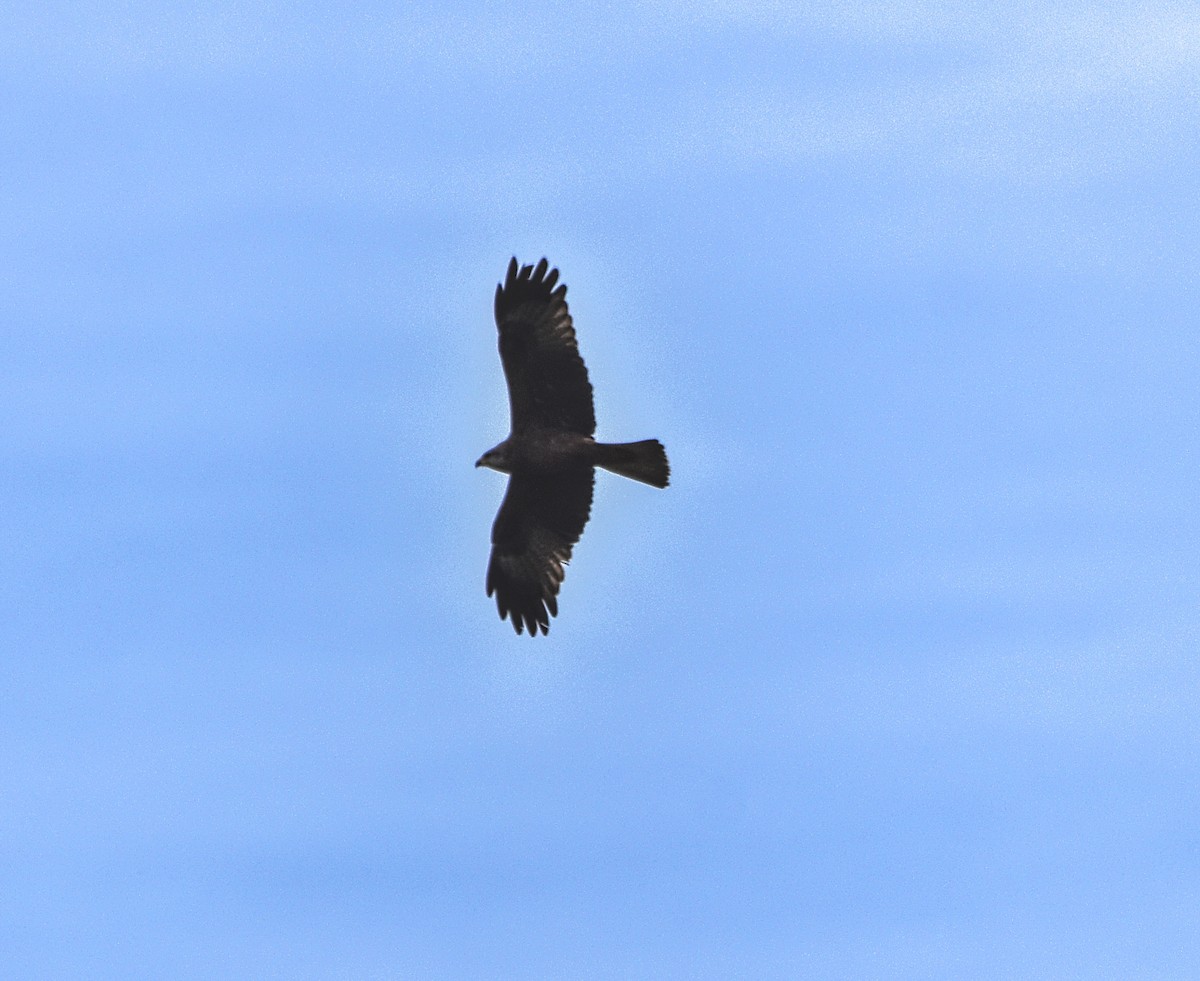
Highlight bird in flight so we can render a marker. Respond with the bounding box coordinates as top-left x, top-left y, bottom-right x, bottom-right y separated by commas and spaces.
476, 257, 670, 635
